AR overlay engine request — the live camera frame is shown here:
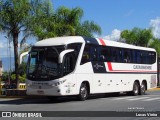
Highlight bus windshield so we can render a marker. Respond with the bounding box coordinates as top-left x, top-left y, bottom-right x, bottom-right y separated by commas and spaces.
27, 46, 65, 81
